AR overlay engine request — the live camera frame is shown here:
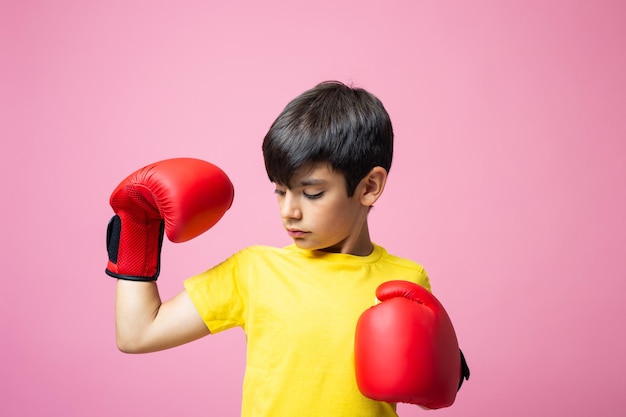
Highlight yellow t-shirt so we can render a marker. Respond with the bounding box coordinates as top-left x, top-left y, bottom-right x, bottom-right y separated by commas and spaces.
184, 243, 431, 417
